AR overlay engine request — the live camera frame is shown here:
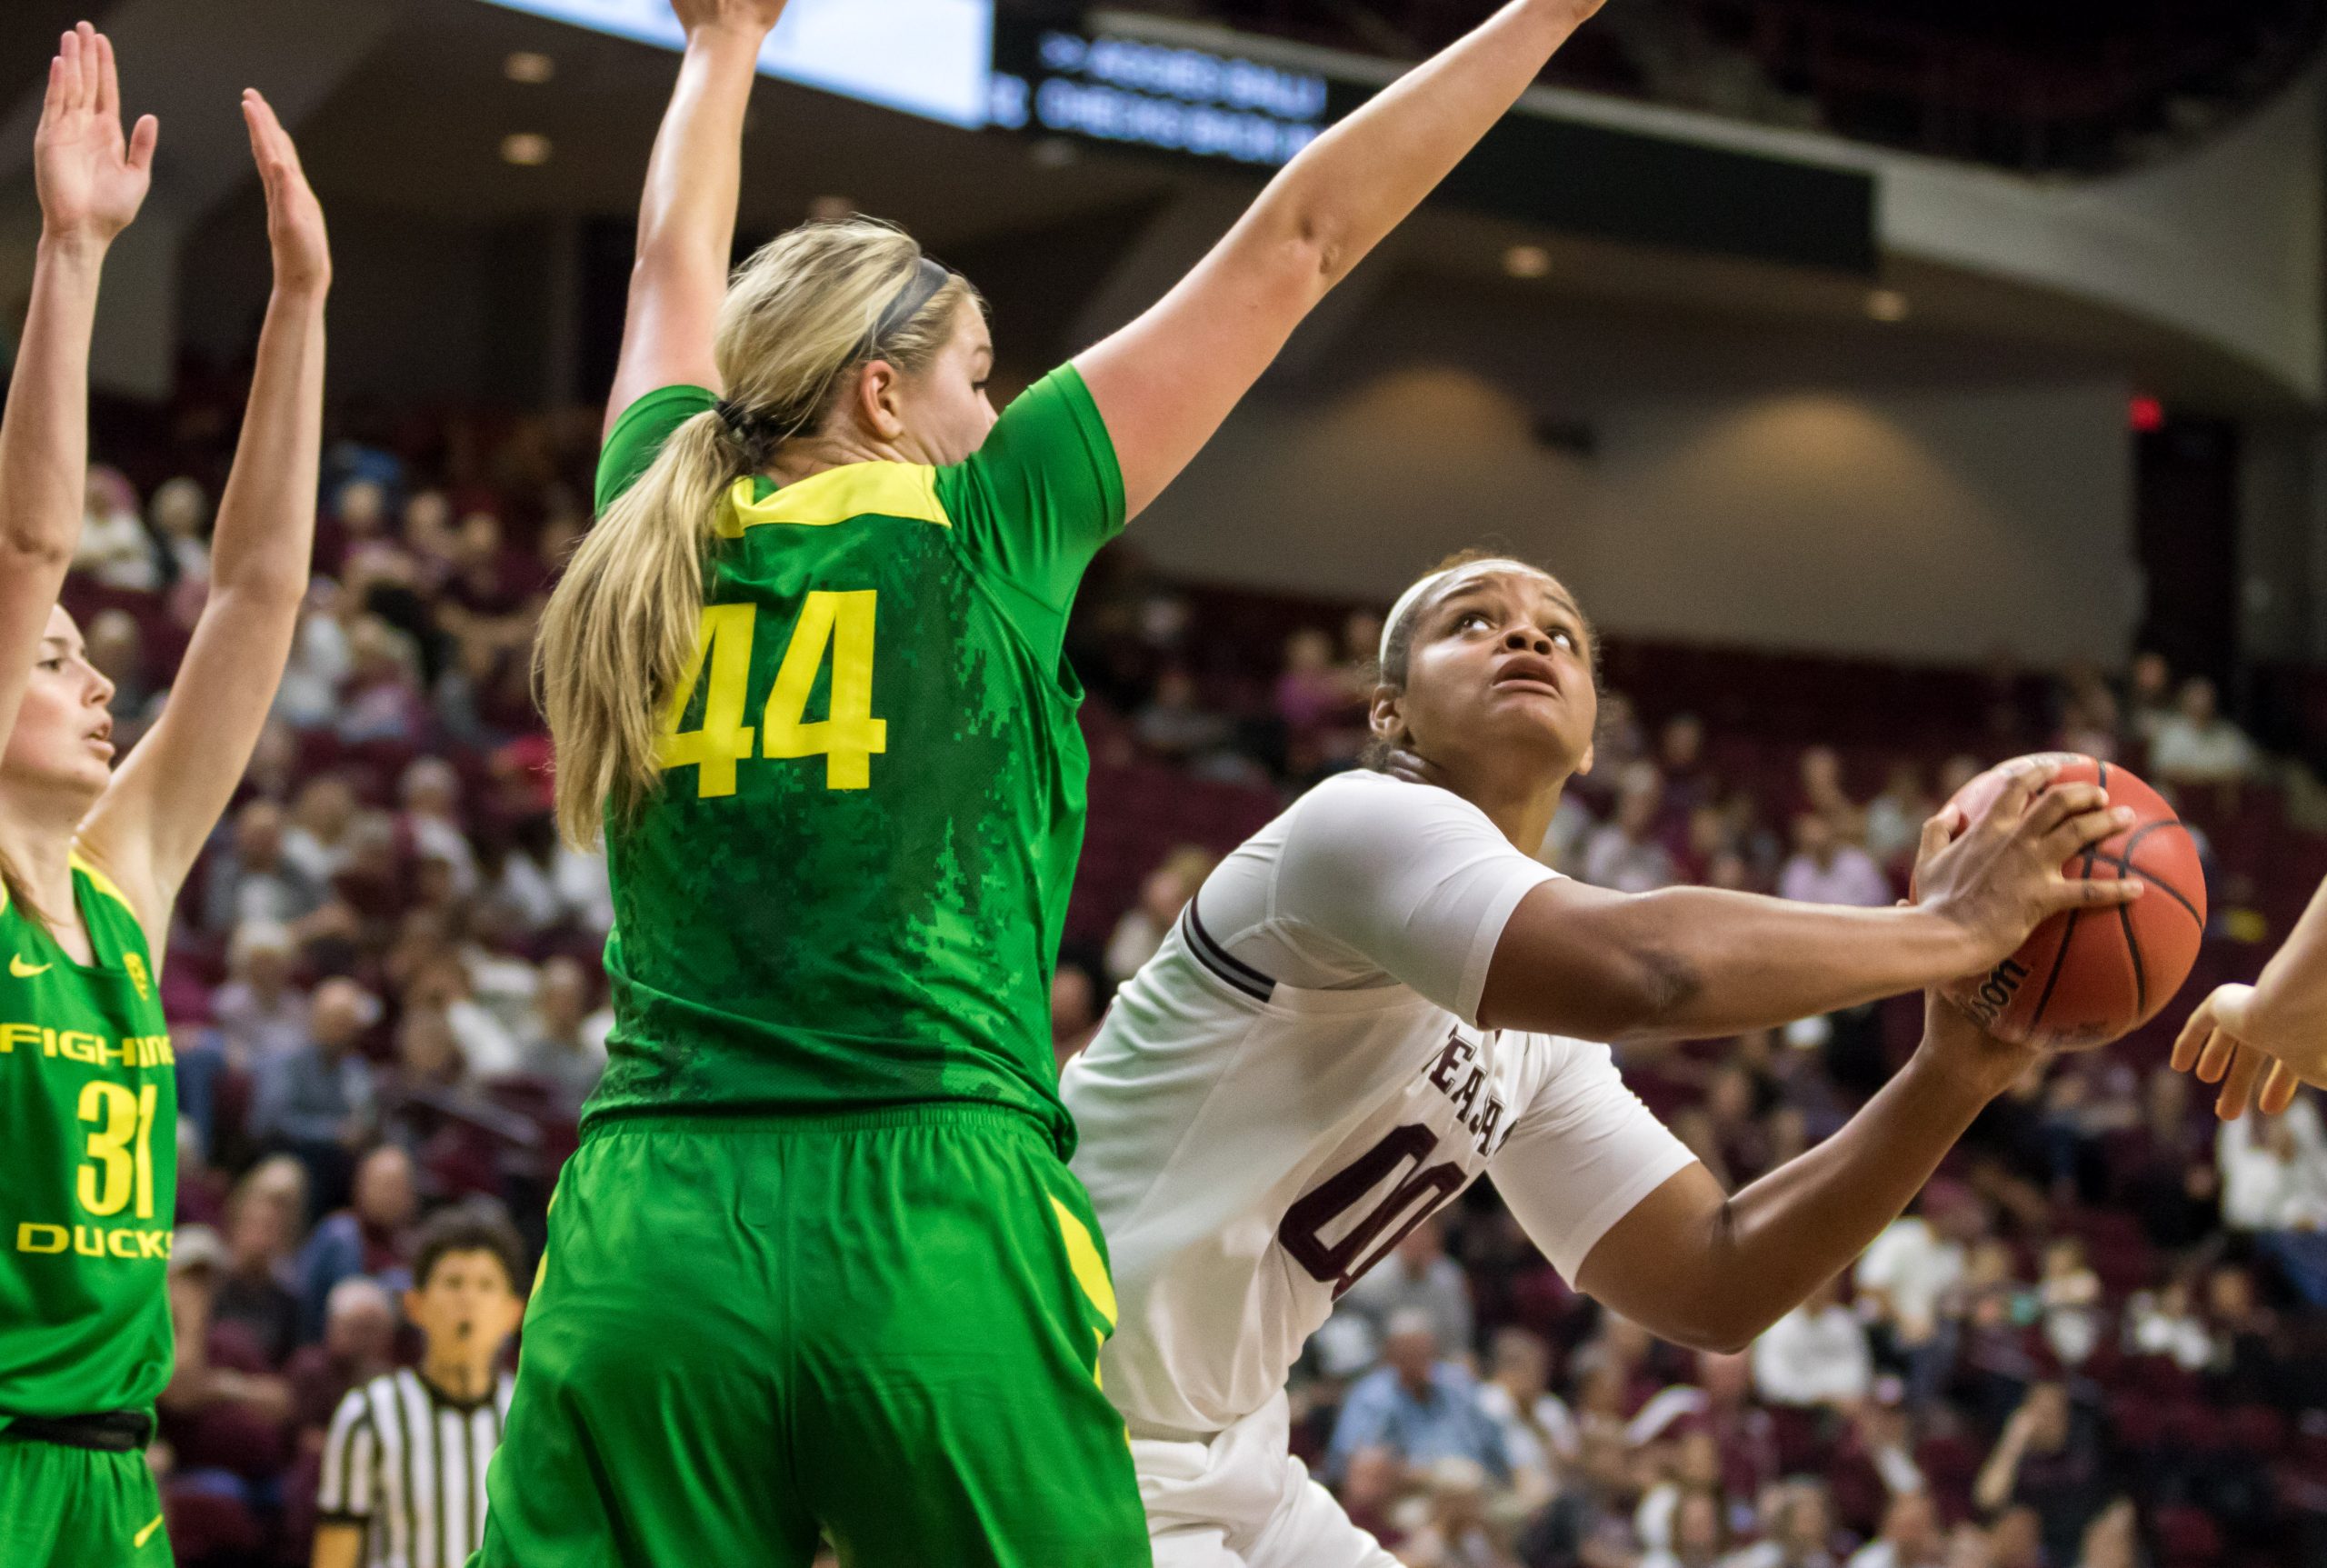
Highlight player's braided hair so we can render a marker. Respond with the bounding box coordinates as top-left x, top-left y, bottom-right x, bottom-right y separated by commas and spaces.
537, 220, 981, 847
